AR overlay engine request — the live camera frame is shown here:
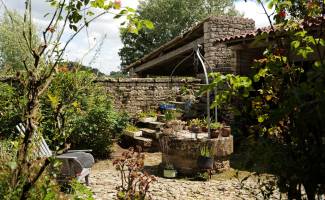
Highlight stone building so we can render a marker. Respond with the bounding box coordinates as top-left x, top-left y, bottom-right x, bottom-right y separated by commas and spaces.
124, 15, 324, 79
106, 16, 324, 115
105, 16, 258, 115
124, 16, 256, 77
